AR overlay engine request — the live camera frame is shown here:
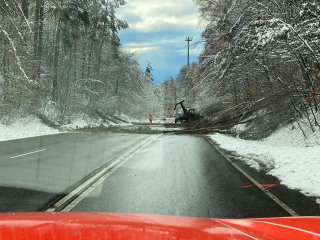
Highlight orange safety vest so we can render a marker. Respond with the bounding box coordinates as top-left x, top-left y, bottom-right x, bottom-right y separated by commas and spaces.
148, 115, 152, 120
